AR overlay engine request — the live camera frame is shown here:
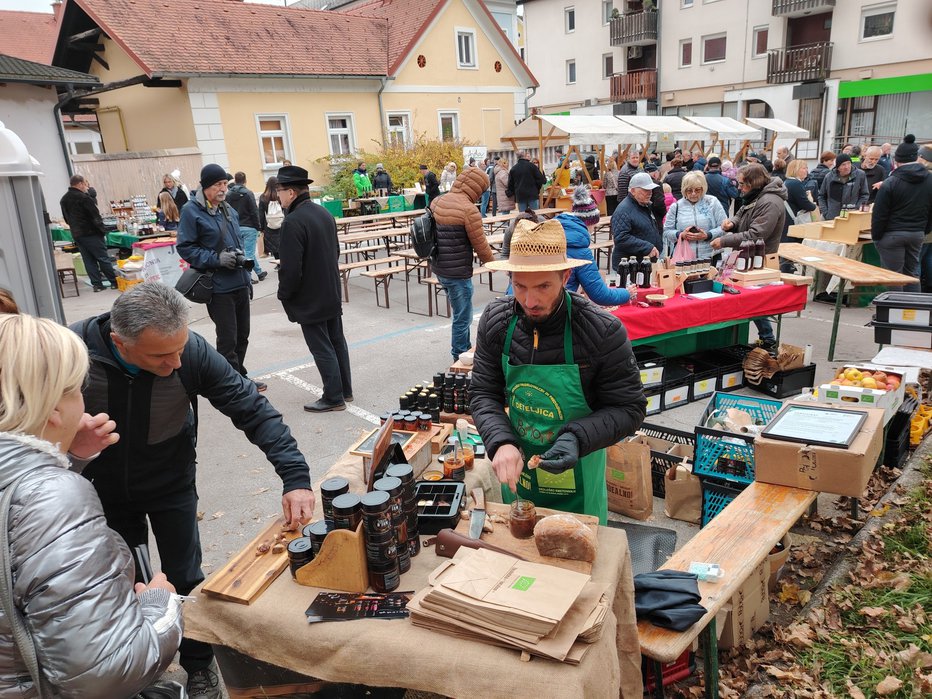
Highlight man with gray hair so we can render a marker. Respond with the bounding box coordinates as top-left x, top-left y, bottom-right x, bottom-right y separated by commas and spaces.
71, 282, 314, 699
